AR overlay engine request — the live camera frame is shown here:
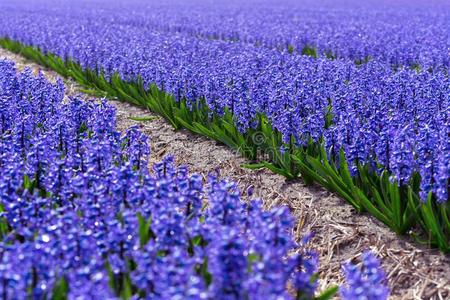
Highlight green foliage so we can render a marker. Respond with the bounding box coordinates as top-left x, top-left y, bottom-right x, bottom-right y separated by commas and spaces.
288, 44, 295, 54
314, 286, 338, 300
52, 277, 69, 300
301, 45, 318, 58
137, 212, 154, 247
128, 116, 158, 122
